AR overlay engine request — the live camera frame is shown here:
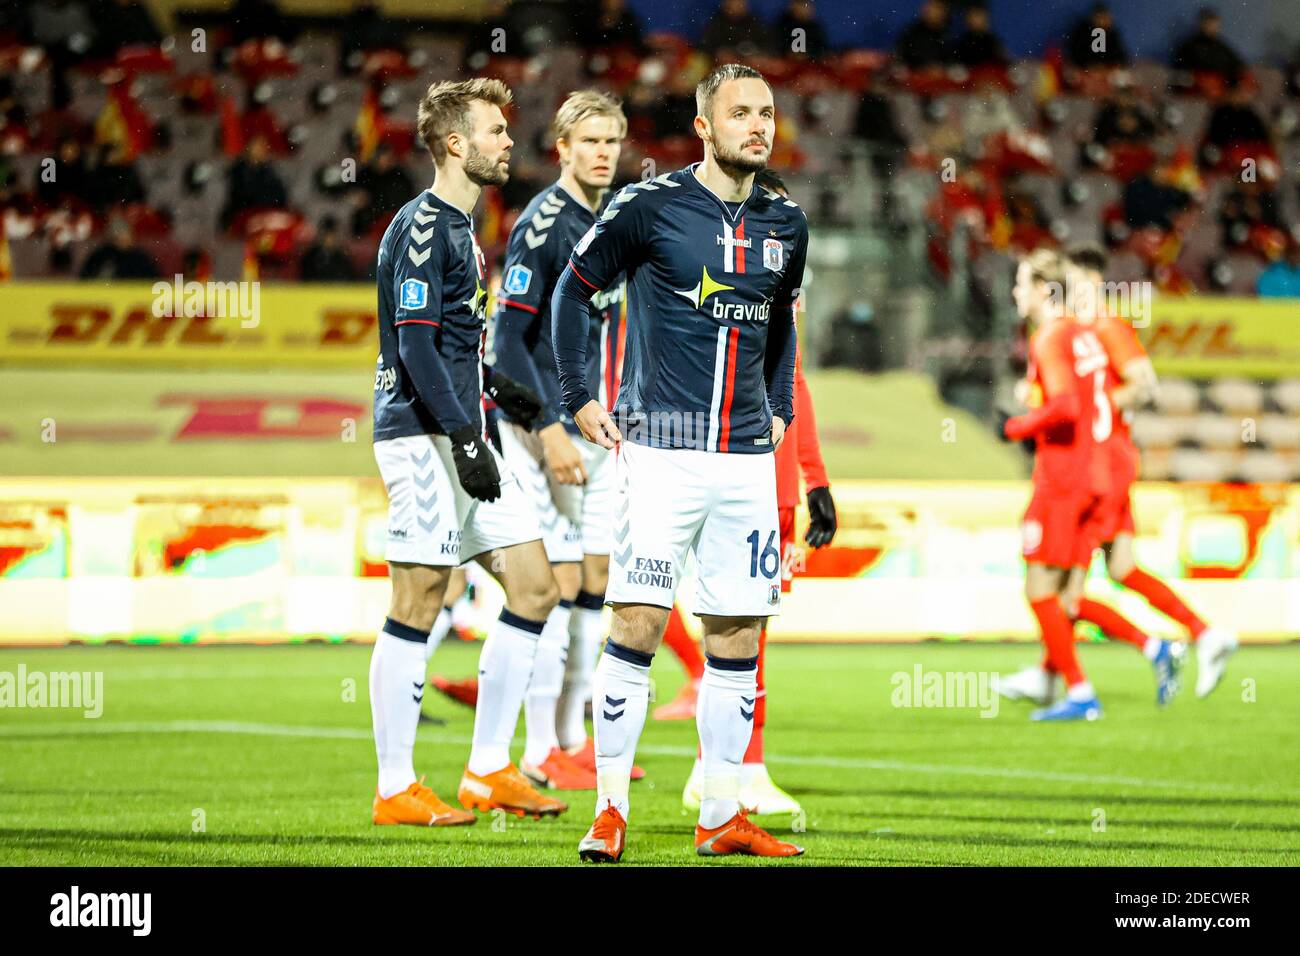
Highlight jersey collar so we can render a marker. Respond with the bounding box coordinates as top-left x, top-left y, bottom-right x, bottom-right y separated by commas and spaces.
688, 161, 755, 224
553, 179, 599, 217
426, 187, 474, 225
